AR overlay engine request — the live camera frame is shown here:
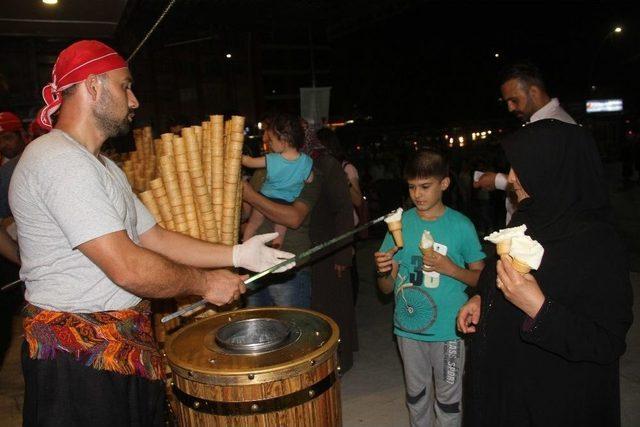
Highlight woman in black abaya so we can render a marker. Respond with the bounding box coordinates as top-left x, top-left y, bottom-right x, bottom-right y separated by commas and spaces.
458, 119, 633, 427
